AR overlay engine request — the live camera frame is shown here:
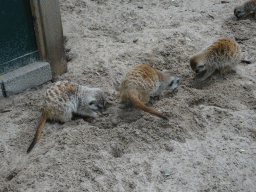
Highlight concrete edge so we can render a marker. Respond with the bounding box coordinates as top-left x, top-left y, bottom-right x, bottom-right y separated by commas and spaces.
0, 61, 52, 98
